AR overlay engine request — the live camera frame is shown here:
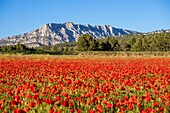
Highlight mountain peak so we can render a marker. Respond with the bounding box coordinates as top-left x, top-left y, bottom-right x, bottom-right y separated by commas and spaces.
65, 21, 74, 24
0, 22, 140, 47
